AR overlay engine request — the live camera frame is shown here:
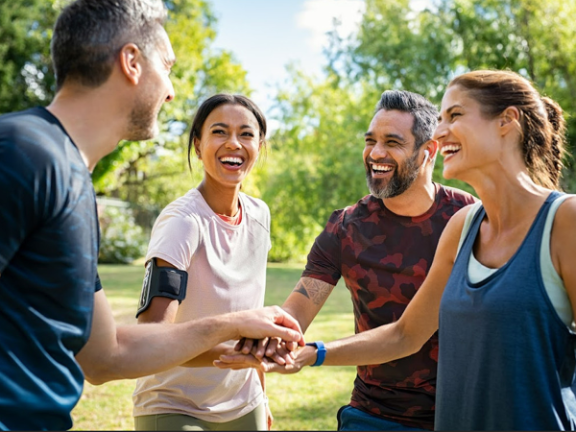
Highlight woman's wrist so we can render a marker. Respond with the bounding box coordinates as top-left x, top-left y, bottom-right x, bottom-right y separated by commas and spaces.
297, 344, 322, 368
305, 341, 326, 366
